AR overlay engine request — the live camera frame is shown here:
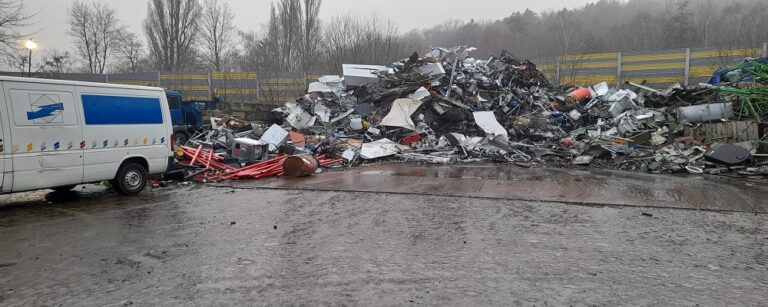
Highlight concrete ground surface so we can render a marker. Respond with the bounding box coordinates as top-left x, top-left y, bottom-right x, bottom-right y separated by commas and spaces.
0, 166, 765, 306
